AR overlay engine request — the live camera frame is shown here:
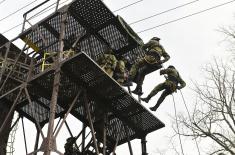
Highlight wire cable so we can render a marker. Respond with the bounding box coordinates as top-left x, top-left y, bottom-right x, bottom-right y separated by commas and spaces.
0, 0, 39, 22
113, 0, 143, 12
0, 0, 6, 5
137, 0, 235, 34
29, 0, 70, 20
3, 0, 234, 35
2, 22, 23, 34
129, 0, 199, 25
